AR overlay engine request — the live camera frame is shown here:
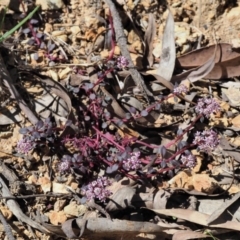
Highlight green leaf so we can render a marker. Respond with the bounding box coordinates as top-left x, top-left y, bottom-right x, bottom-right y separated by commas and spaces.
0, 5, 40, 43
